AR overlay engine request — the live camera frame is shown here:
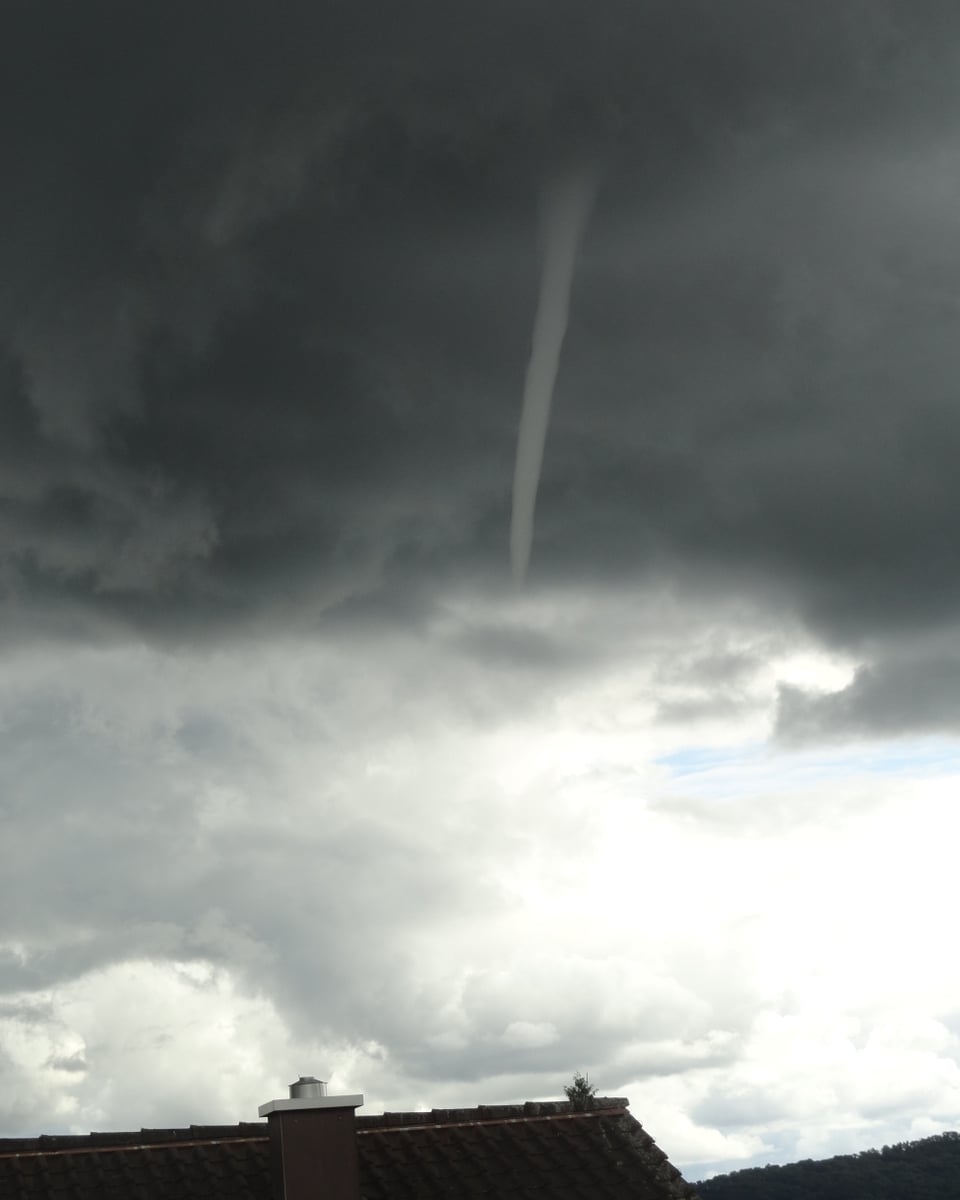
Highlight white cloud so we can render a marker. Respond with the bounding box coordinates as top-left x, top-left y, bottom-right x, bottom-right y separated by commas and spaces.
2, 591, 960, 1176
